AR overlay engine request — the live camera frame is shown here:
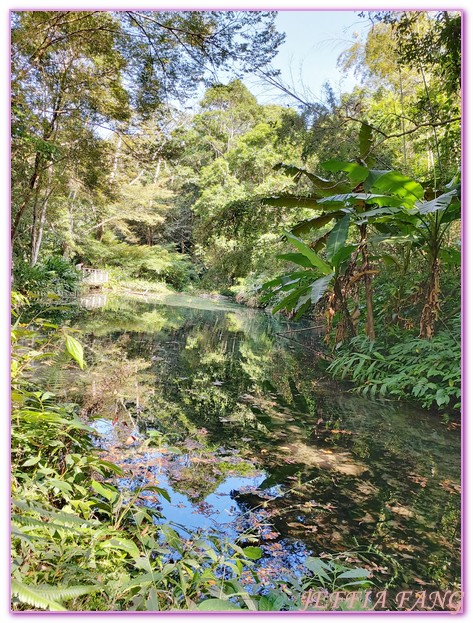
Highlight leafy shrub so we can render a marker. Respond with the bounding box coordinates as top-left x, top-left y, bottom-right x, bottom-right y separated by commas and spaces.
80, 233, 195, 290
13, 256, 81, 296
328, 317, 460, 412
